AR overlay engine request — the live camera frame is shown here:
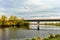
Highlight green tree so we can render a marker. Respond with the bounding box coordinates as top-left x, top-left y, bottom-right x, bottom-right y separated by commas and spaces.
9, 15, 17, 20
1, 15, 7, 28
16, 18, 24, 28
9, 15, 18, 28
